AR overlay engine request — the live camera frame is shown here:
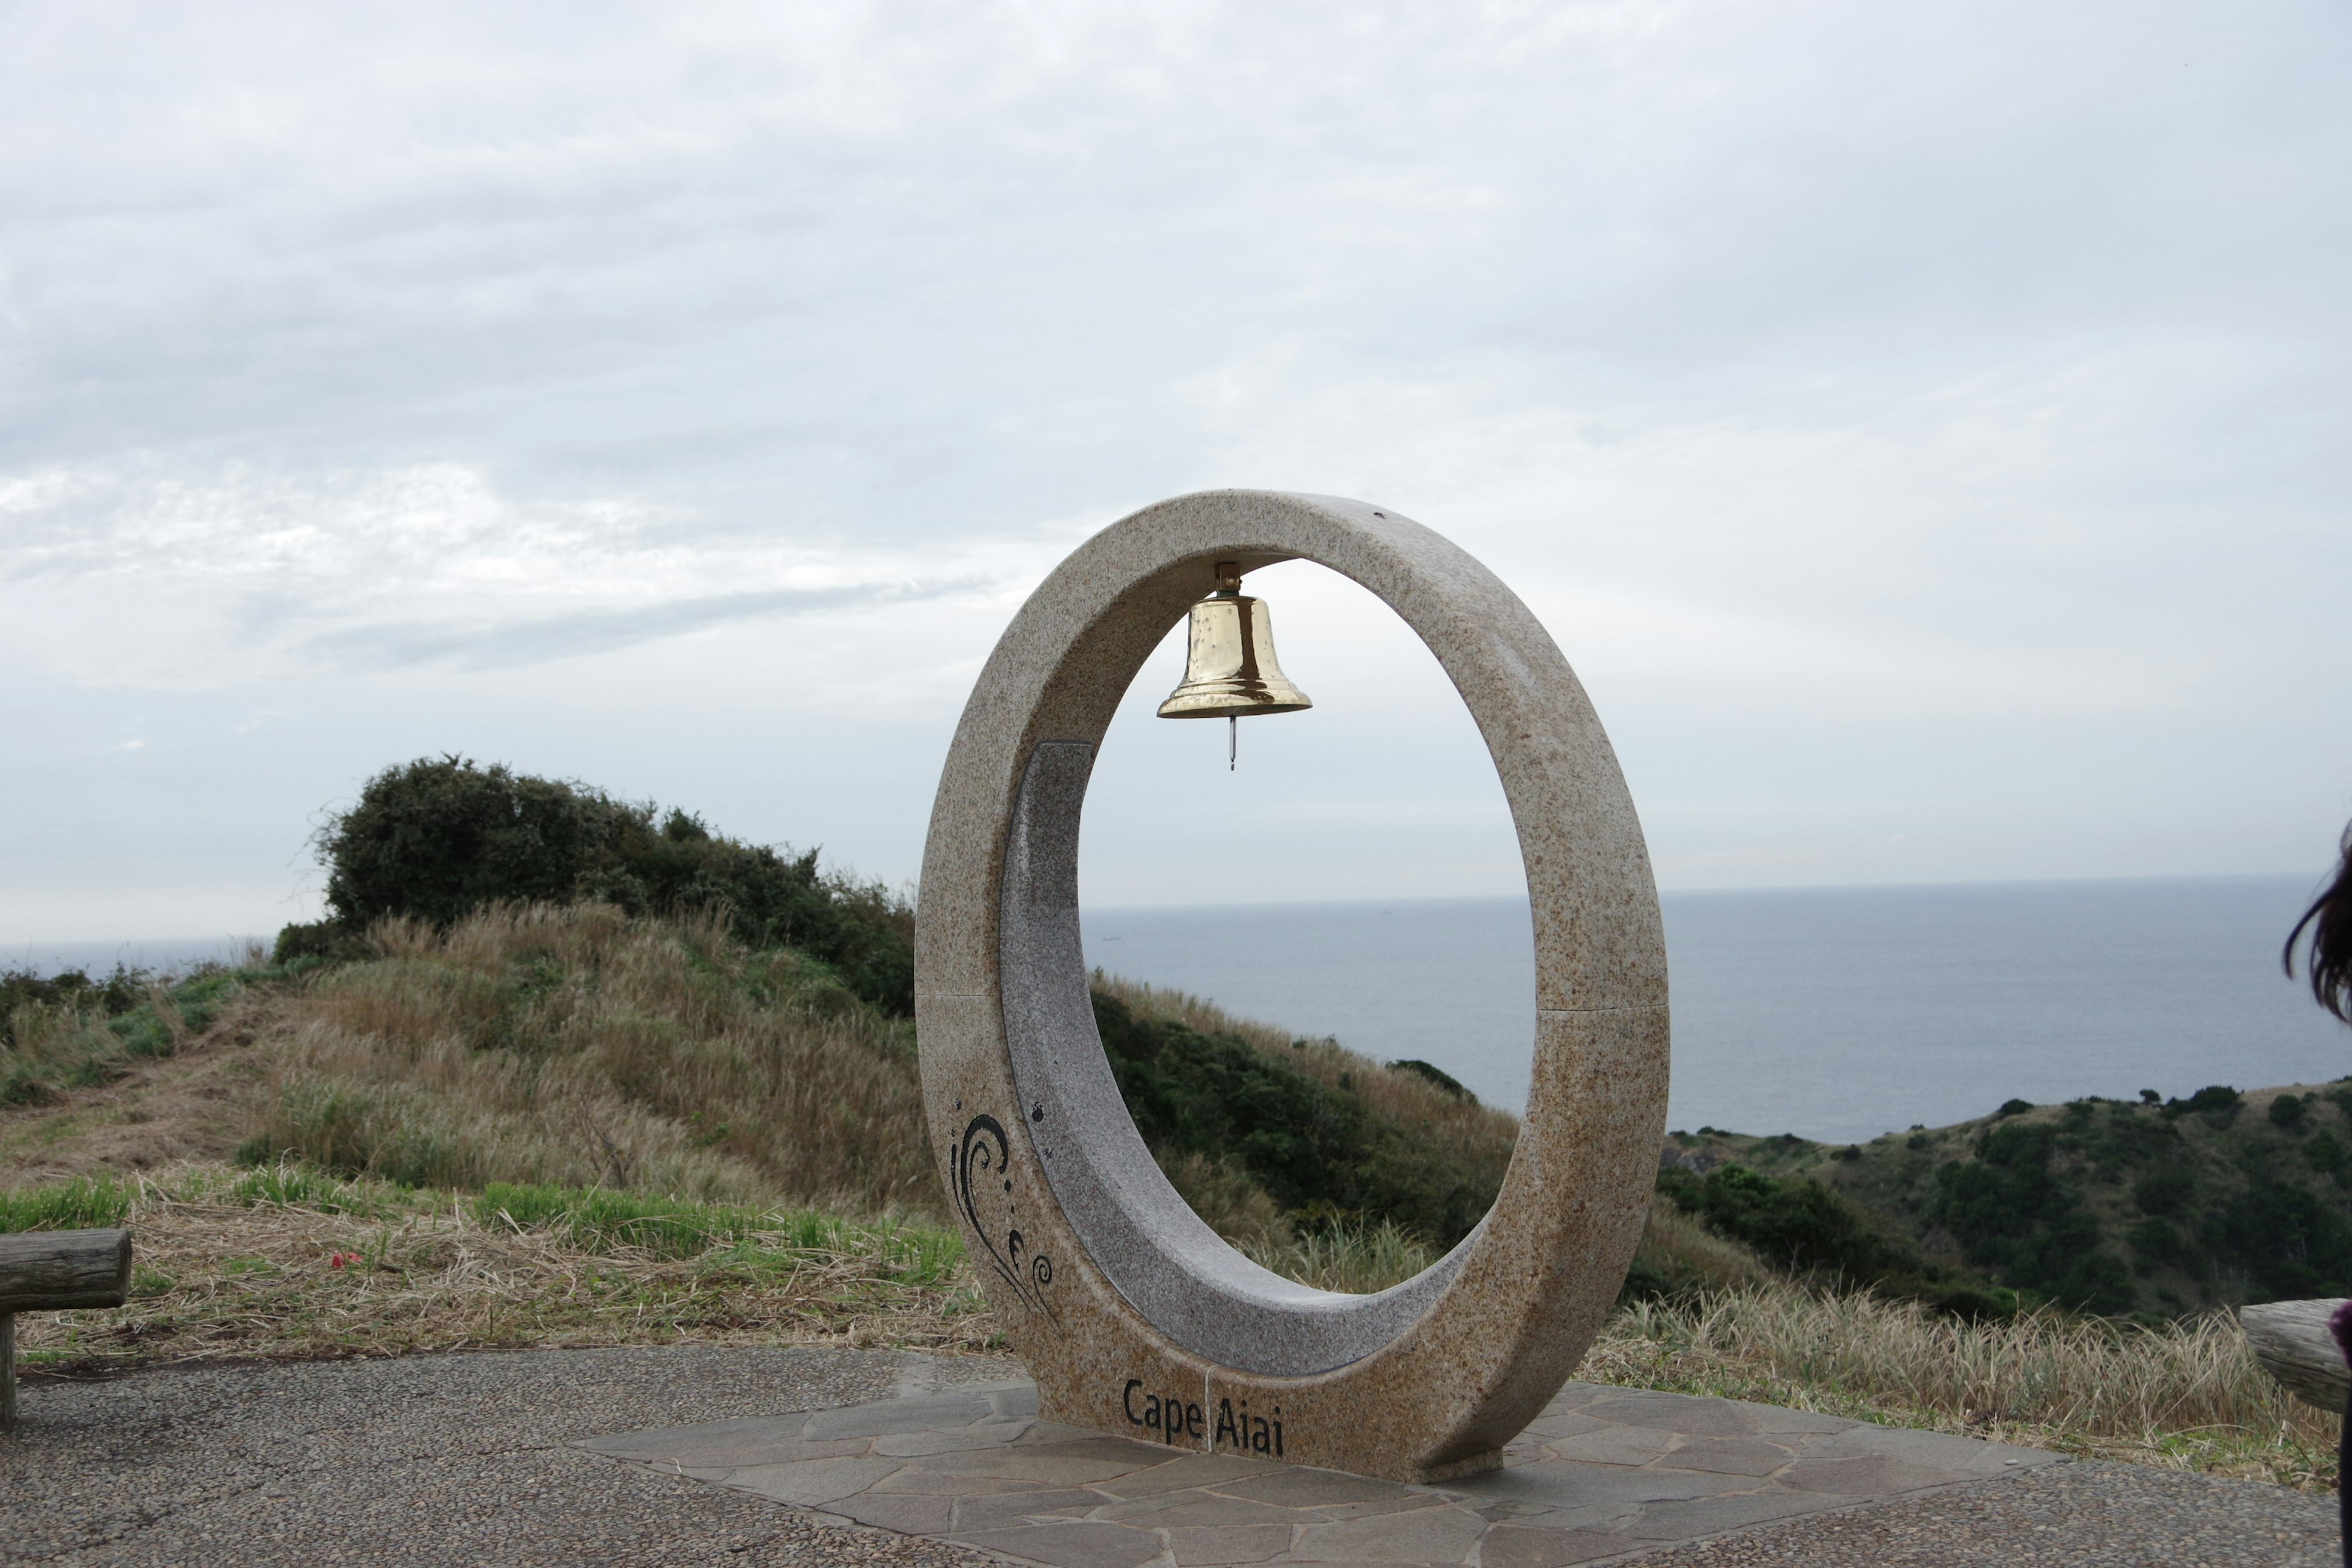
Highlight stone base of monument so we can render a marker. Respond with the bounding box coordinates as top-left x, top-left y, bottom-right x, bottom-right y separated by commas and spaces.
579, 1373, 2064, 1567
